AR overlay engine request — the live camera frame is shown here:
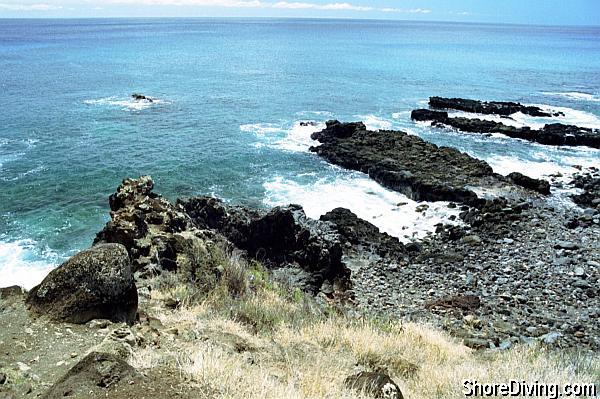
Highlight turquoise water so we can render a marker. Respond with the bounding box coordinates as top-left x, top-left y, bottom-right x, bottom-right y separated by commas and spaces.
1, 18, 600, 287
